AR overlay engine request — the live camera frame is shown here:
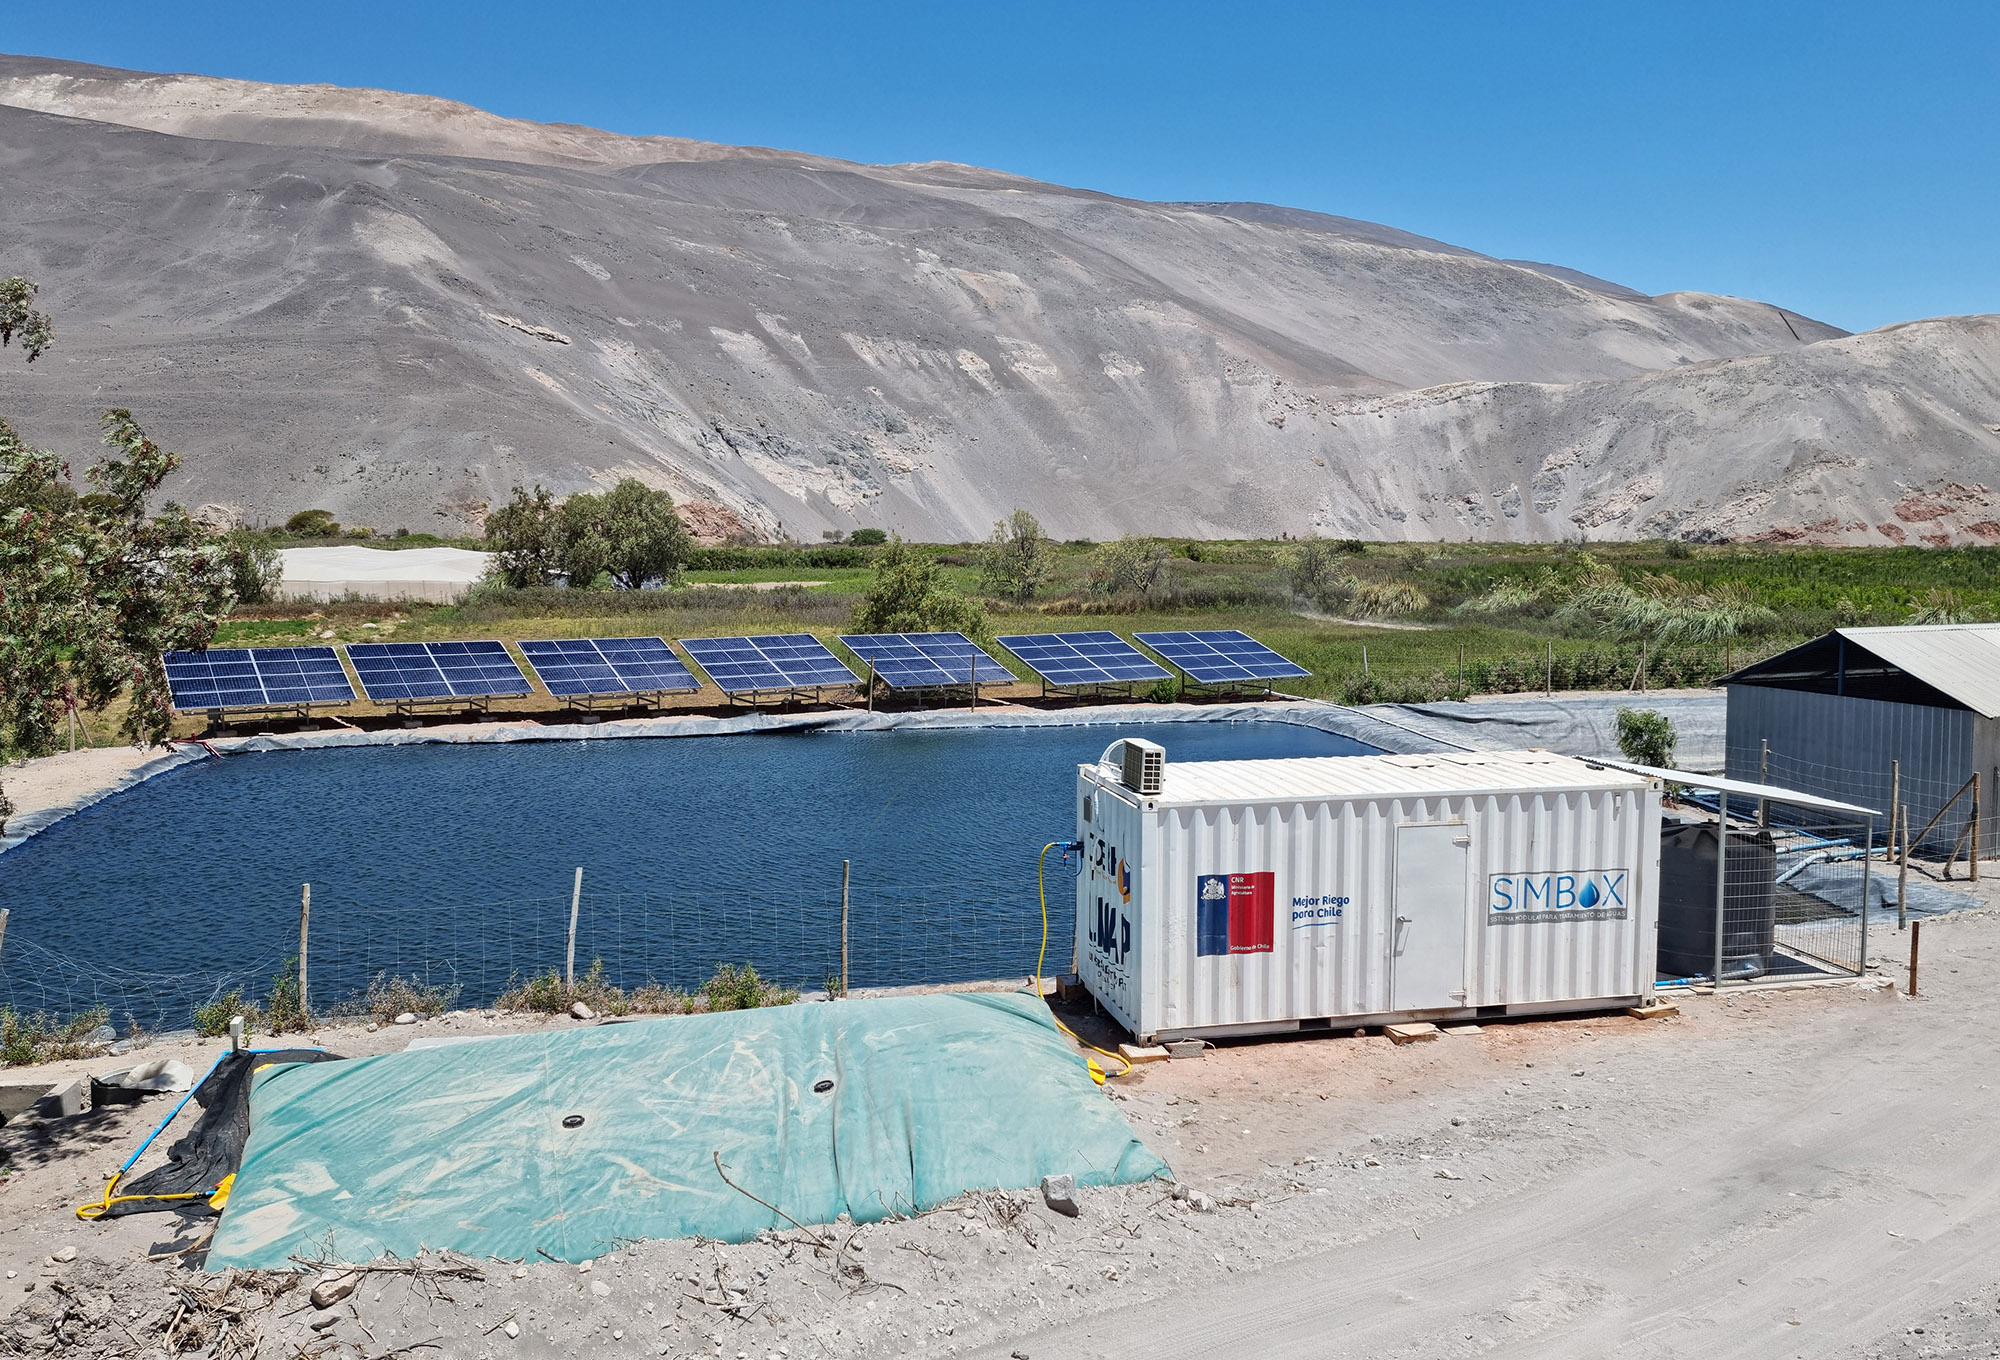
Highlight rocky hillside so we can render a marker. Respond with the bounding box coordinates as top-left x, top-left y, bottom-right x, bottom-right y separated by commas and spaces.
2, 52, 1995, 543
